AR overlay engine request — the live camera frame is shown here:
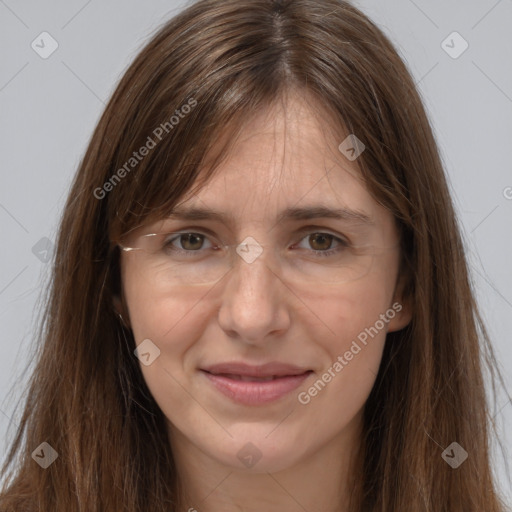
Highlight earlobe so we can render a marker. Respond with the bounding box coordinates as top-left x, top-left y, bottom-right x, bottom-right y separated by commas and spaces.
387, 297, 412, 332
387, 271, 413, 333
